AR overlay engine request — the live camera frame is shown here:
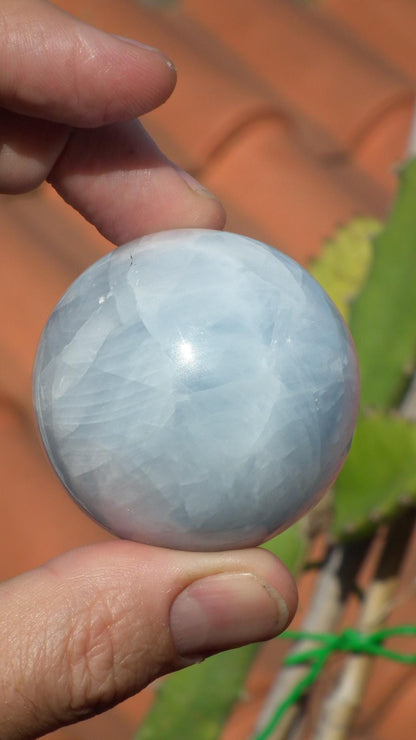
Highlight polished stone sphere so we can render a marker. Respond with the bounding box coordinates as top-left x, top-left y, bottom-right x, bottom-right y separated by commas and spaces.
34, 229, 360, 551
